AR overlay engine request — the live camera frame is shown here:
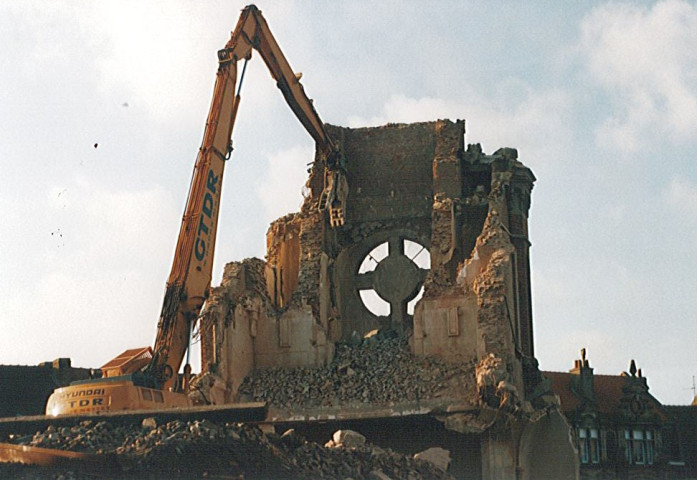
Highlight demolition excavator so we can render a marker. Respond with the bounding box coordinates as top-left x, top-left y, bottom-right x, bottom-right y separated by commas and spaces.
45, 4, 346, 416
